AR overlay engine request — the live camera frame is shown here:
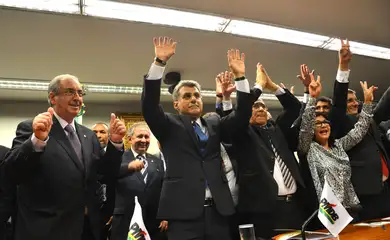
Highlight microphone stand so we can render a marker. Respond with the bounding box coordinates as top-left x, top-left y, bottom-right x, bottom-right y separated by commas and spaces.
301, 209, 319, 240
